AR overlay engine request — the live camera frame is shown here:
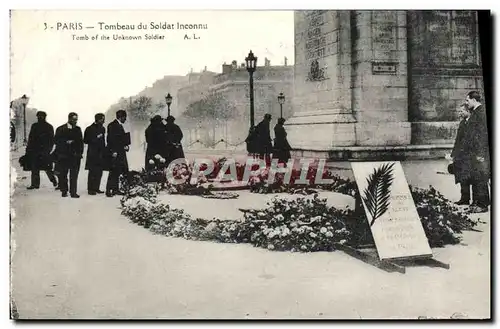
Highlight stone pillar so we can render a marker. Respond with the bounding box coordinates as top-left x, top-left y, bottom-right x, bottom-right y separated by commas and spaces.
350, 11, 411, 146
286, 11, 356, 150
407, 11, 484, 144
